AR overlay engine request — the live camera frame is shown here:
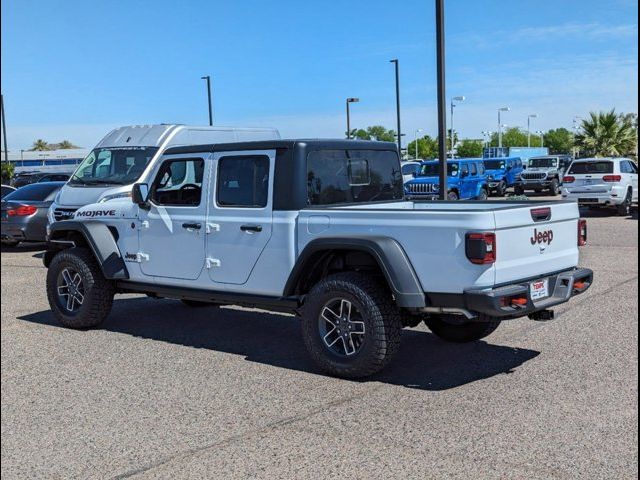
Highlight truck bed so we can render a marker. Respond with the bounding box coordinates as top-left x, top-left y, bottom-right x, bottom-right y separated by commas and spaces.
298, 200, 580, 294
